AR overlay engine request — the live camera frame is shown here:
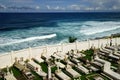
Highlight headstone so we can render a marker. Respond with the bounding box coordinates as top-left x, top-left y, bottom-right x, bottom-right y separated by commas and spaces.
48, 65, 51, 80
